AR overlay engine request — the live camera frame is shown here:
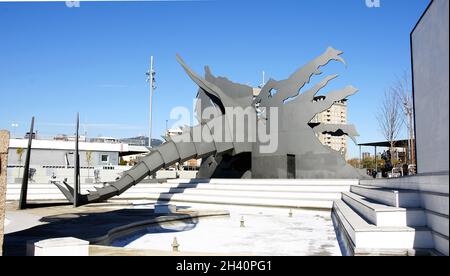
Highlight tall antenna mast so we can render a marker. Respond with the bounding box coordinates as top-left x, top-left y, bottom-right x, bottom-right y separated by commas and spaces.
262, 71, 265, 87
146, 56, 156, 147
